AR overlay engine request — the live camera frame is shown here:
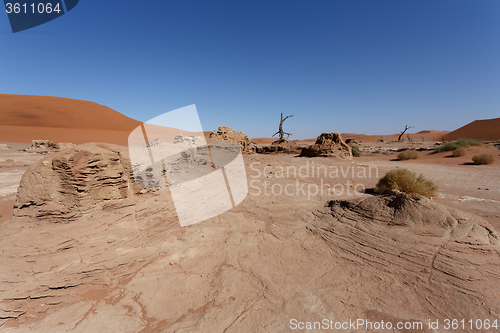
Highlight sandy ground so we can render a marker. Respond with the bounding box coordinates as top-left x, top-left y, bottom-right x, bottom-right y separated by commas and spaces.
1, 141, 498, 227
0, 141, 499, 331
